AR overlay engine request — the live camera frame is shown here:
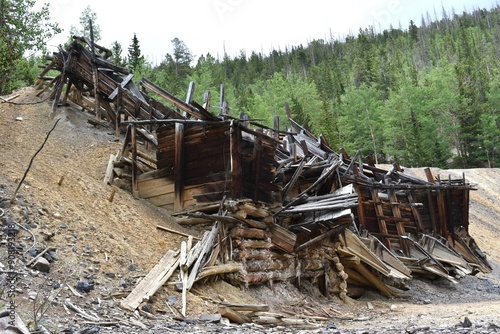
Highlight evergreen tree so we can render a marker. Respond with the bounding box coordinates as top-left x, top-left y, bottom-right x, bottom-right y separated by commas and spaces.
110, 41, 126, 67
171, 37, 193, 77
127, 33, 144, 72
339, 84, 384, 163
69, 5, 100, 41
0, 0, 60, 93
